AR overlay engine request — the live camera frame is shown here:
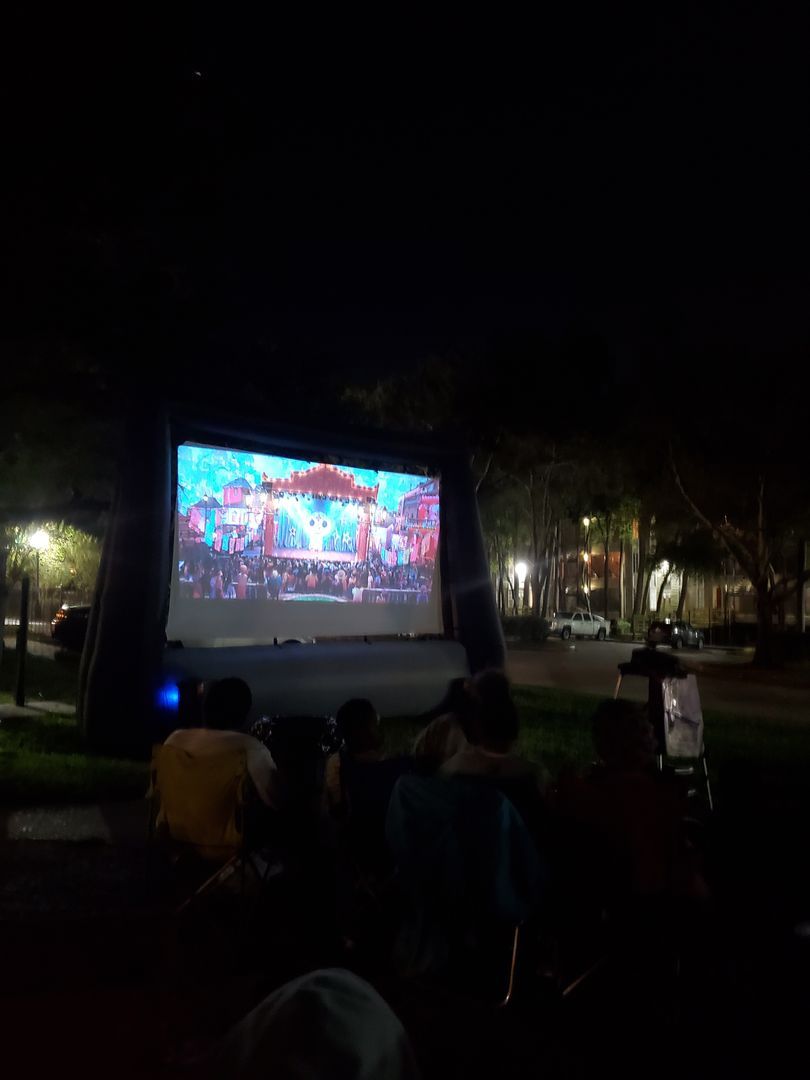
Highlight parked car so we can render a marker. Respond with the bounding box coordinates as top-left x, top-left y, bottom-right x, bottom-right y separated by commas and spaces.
549, 610, 609, 641
646, 619, 705, 650
51, 604, 90, 651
